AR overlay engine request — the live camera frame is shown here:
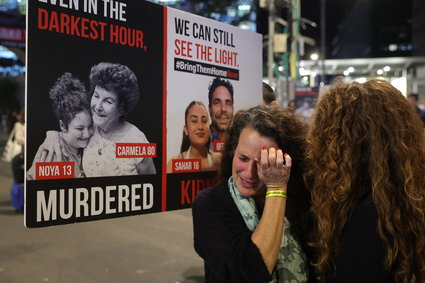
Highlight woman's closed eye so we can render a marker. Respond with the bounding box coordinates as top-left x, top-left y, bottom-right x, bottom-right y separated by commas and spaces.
238, 155, 250, 162
105, 98, 115, 104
